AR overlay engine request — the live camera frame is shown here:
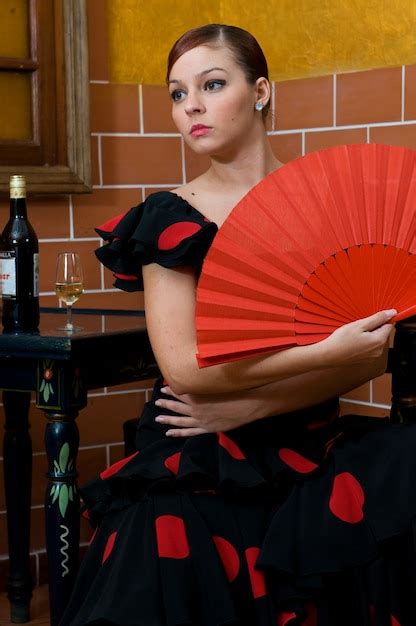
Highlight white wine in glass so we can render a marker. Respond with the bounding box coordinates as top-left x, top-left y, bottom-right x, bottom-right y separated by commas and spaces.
55, 252, 84, 331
